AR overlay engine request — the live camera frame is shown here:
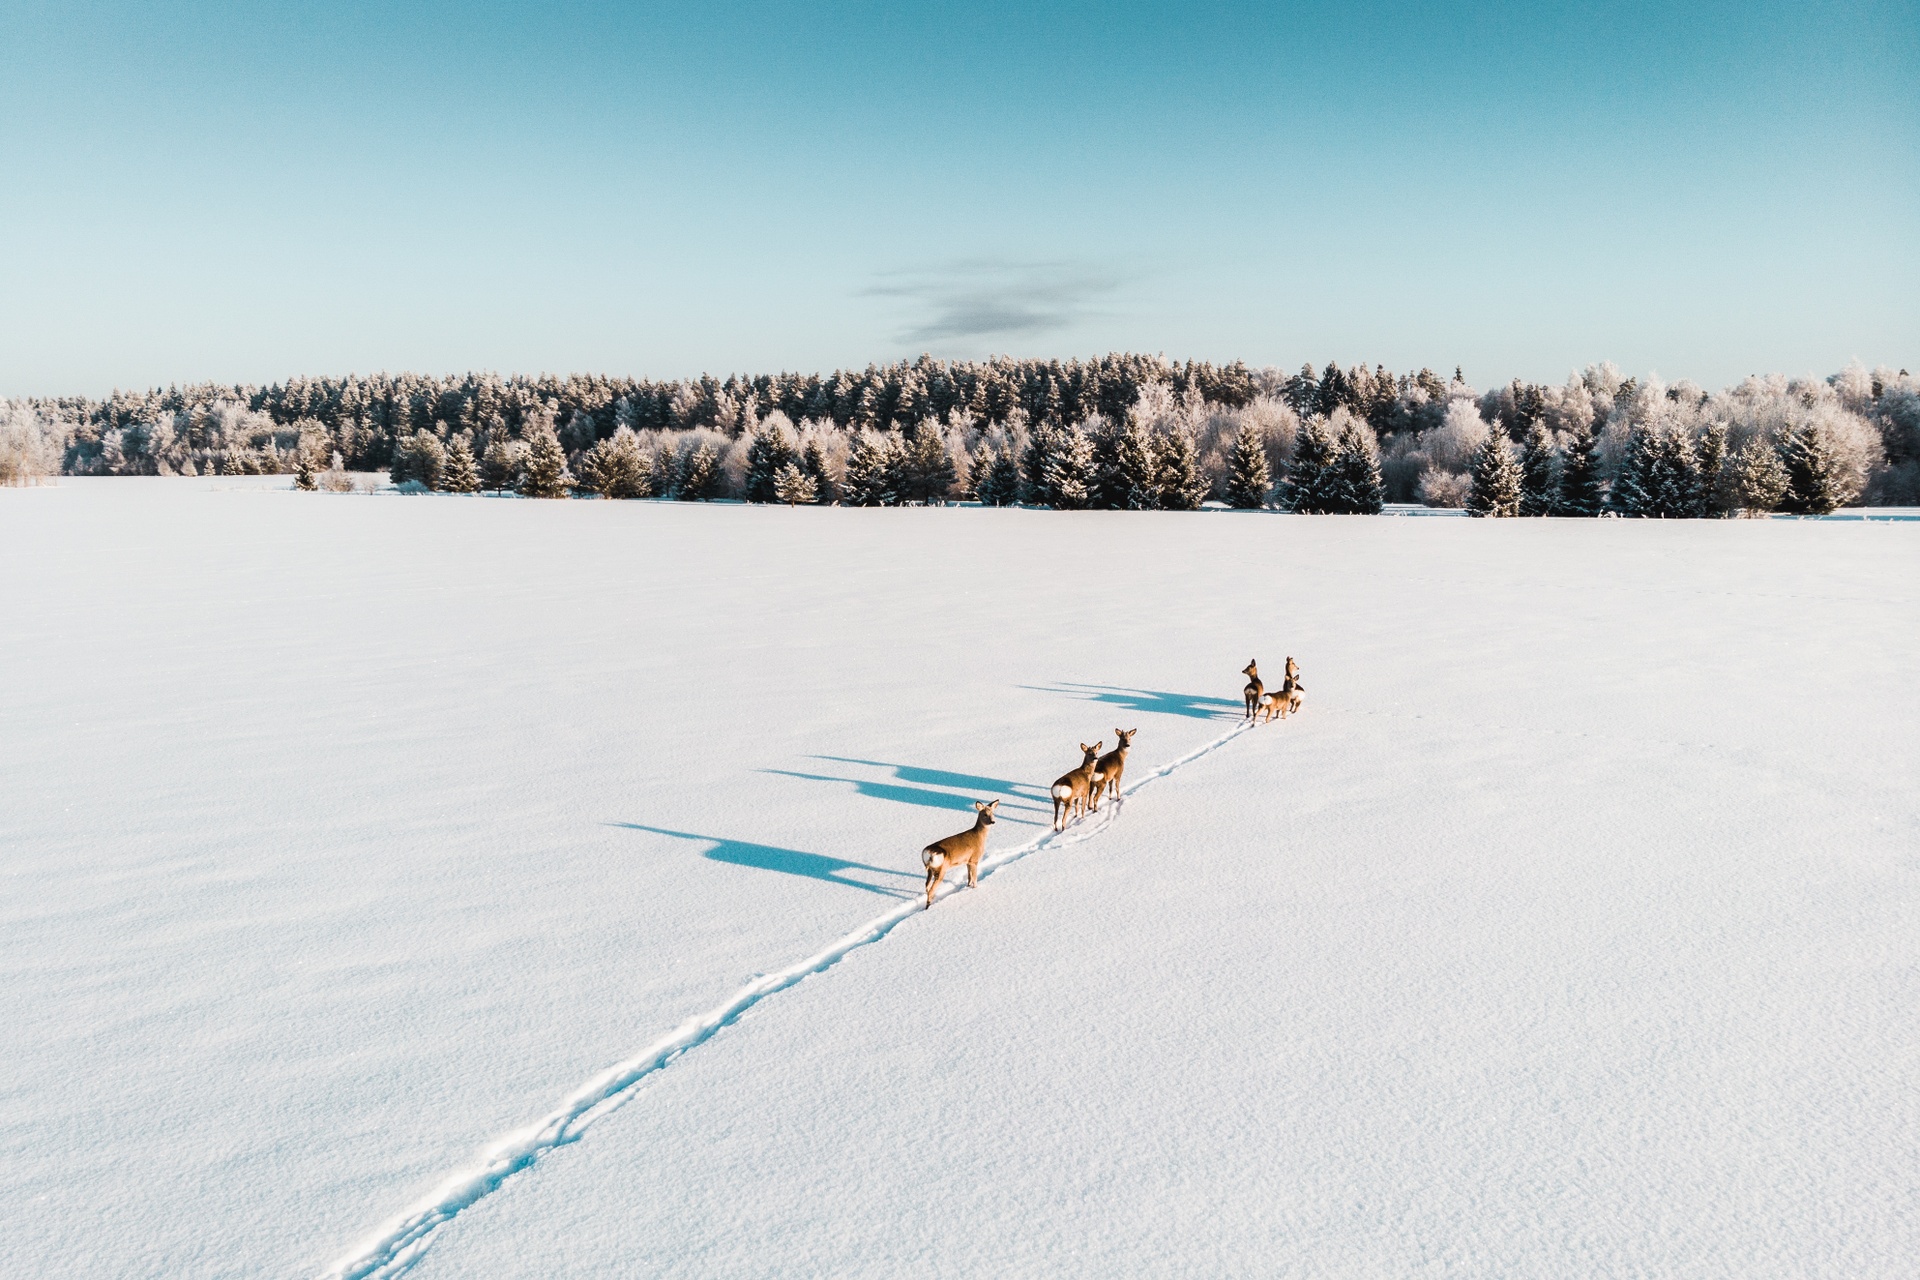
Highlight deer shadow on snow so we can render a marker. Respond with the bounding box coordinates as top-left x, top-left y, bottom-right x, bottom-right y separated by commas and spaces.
760, 757, 1051, 826
610, 824, 920, 899
1022, 682, 1242, 722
